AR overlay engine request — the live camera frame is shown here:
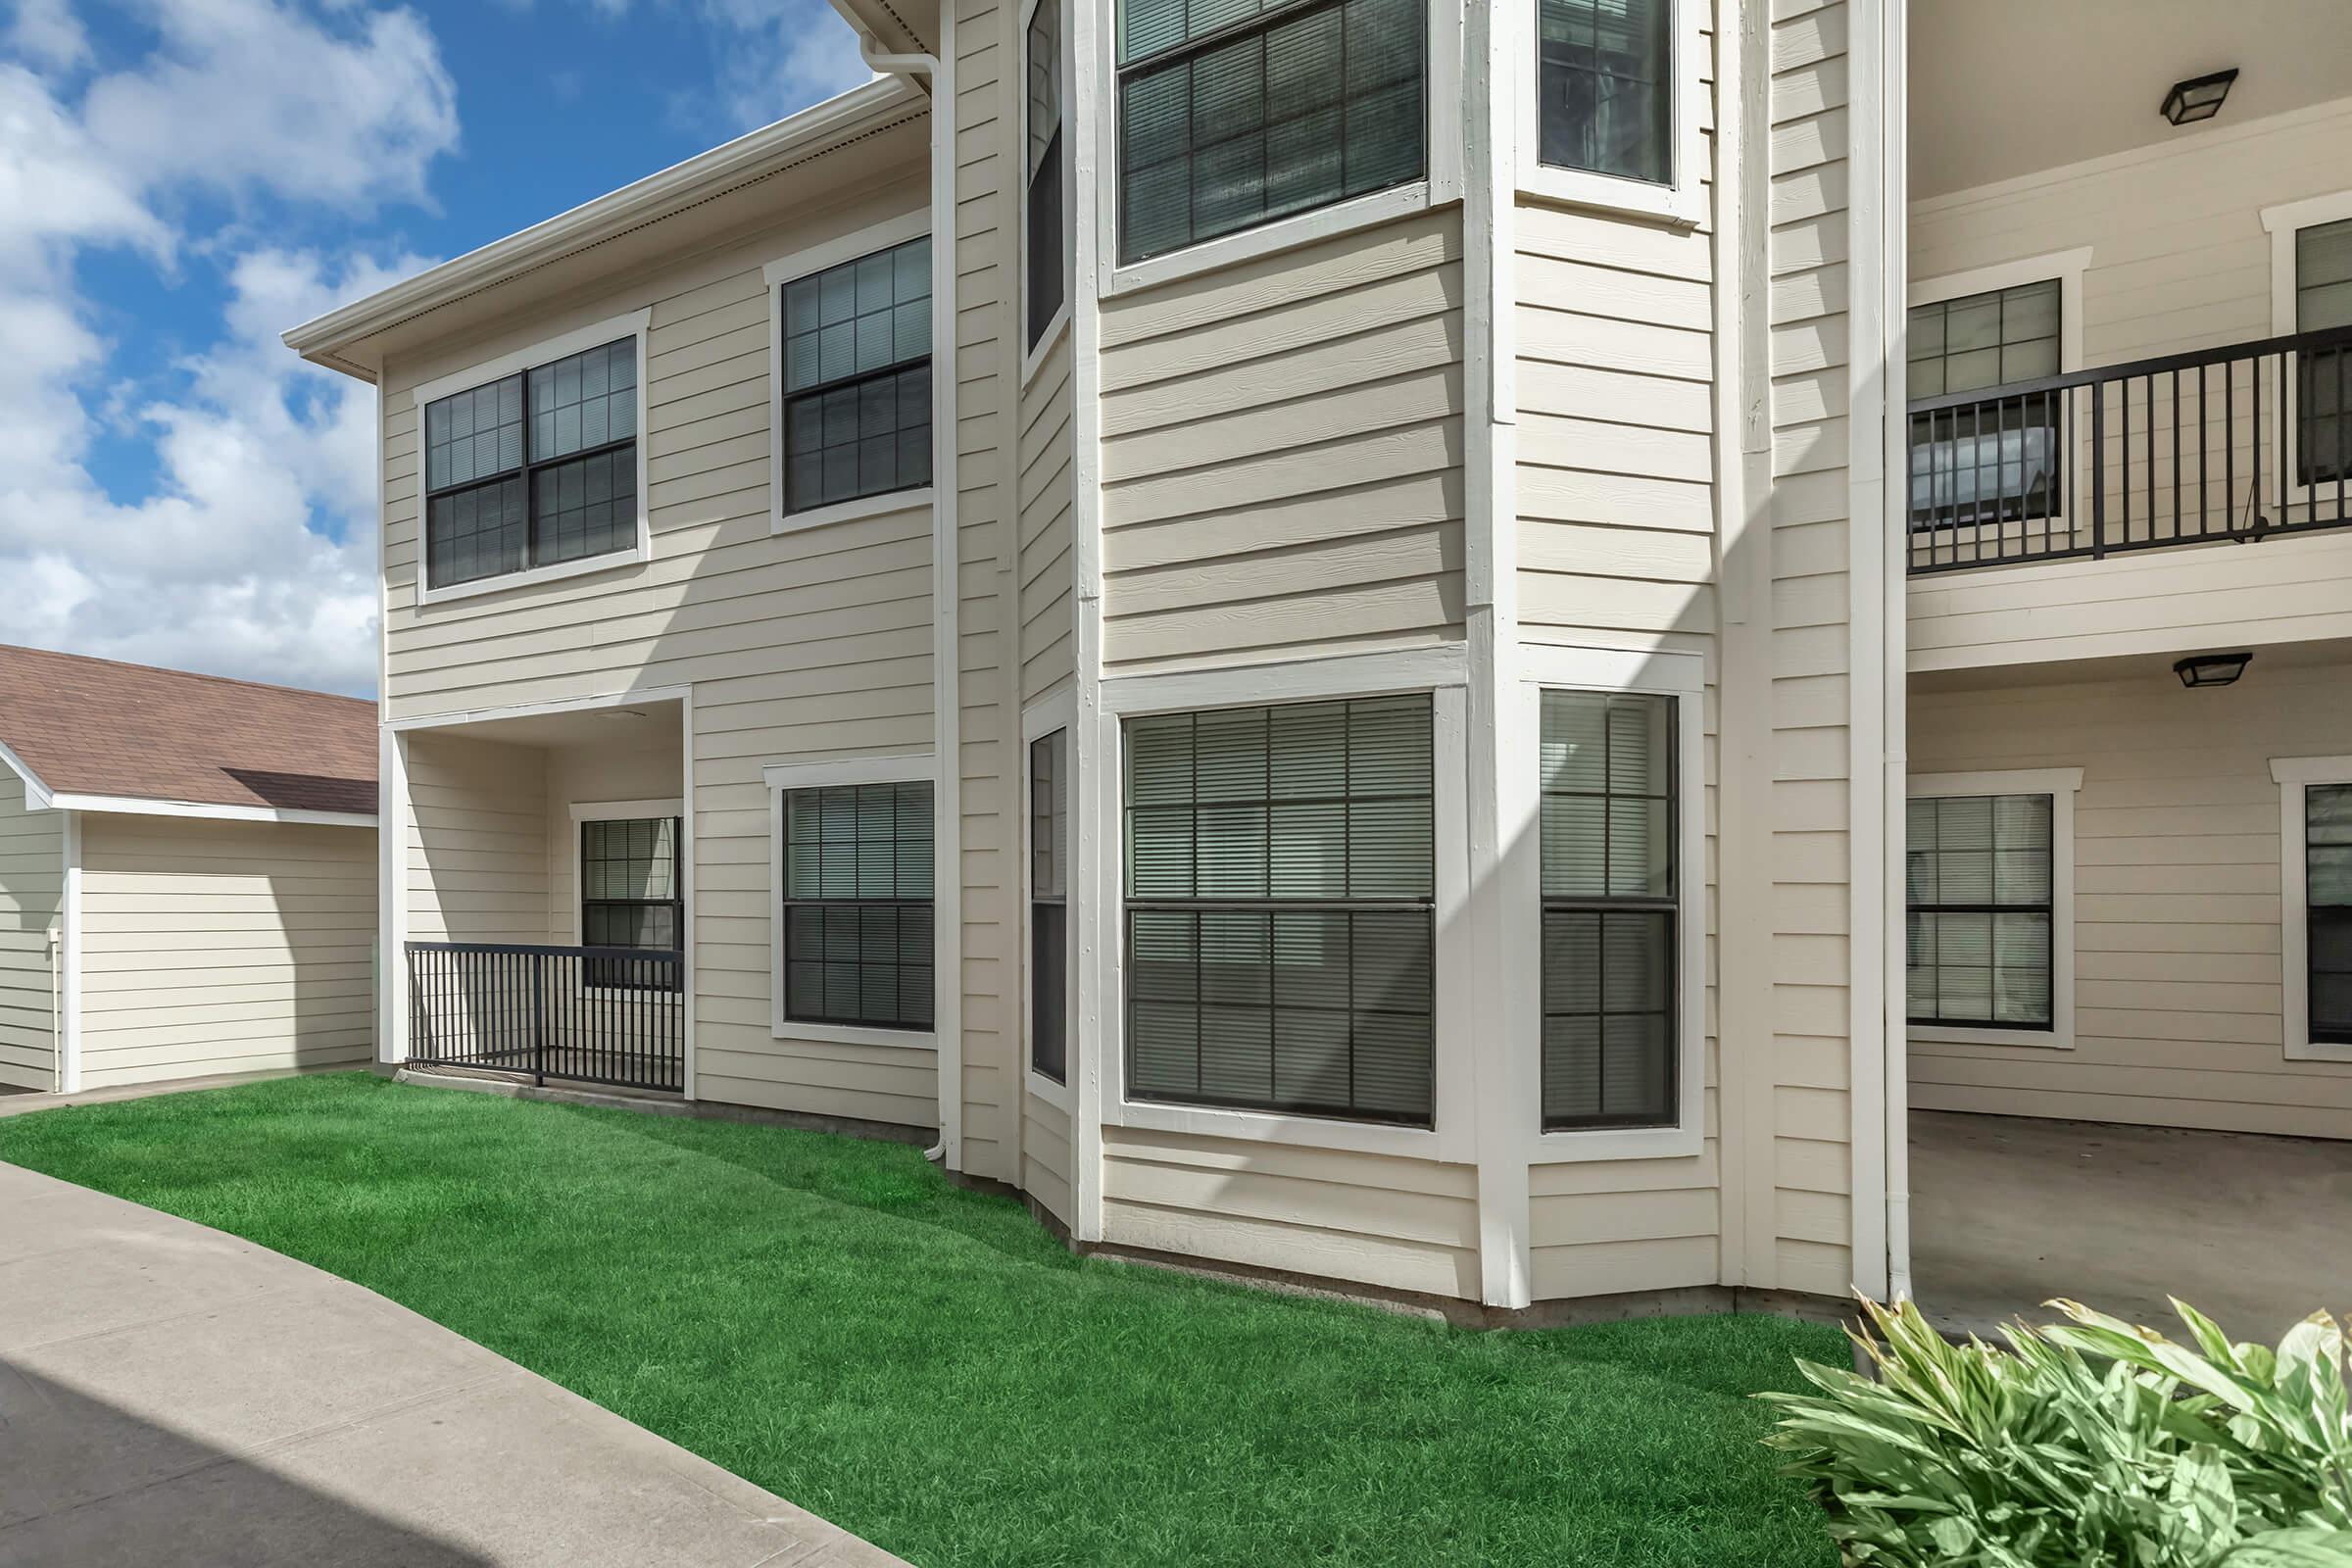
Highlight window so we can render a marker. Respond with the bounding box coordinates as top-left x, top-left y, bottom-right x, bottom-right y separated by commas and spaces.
1906, 794, 2054, 1030
1123, 695, 1435, 1125
2295, 217, 2352, 487
2303, 783, 2352, 1048
779, 237, 933, 516
1031, 728, 1070, 1081
1539, 691, 1676, 1130
1907, 281, 2063, 532
1025, 0, 1066, 351
581, 816, 682, 990
780, 780, 936, 1030
422, 337, 639, 590
1116, 0, 1427, 267
1537, 0, 1669, 185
